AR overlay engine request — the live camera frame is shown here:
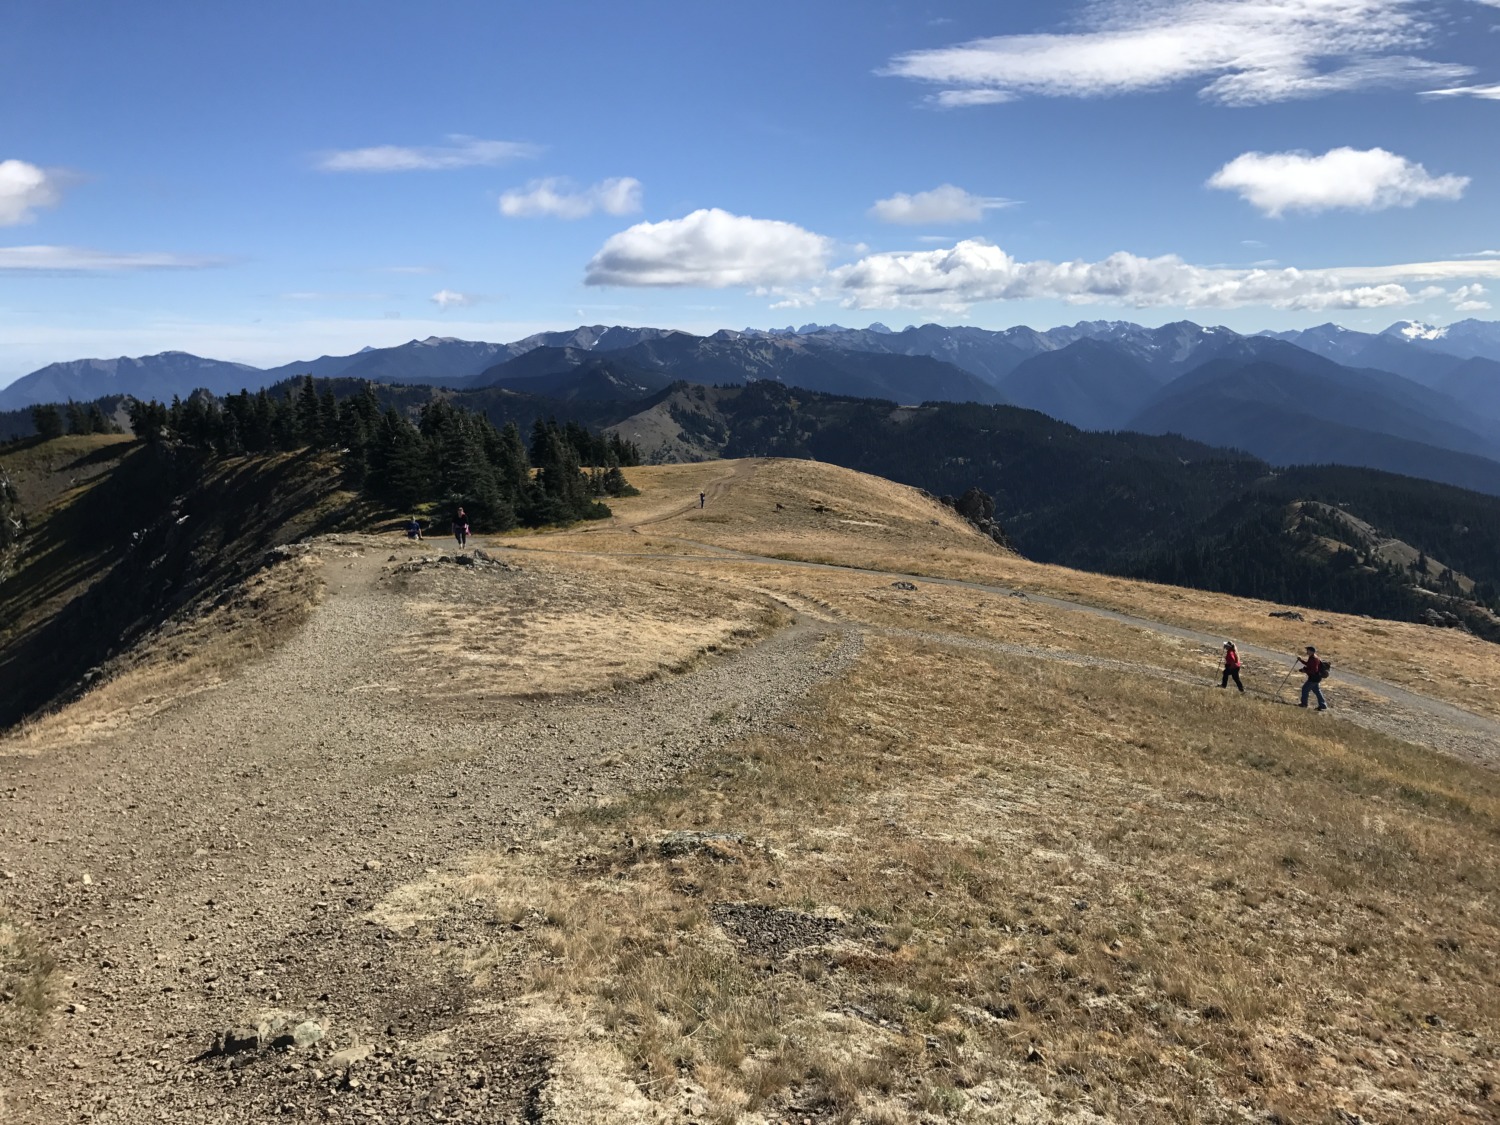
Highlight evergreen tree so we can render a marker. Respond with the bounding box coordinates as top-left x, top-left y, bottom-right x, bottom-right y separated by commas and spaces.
369, 408, 431, 510
30, 404, 64, 440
